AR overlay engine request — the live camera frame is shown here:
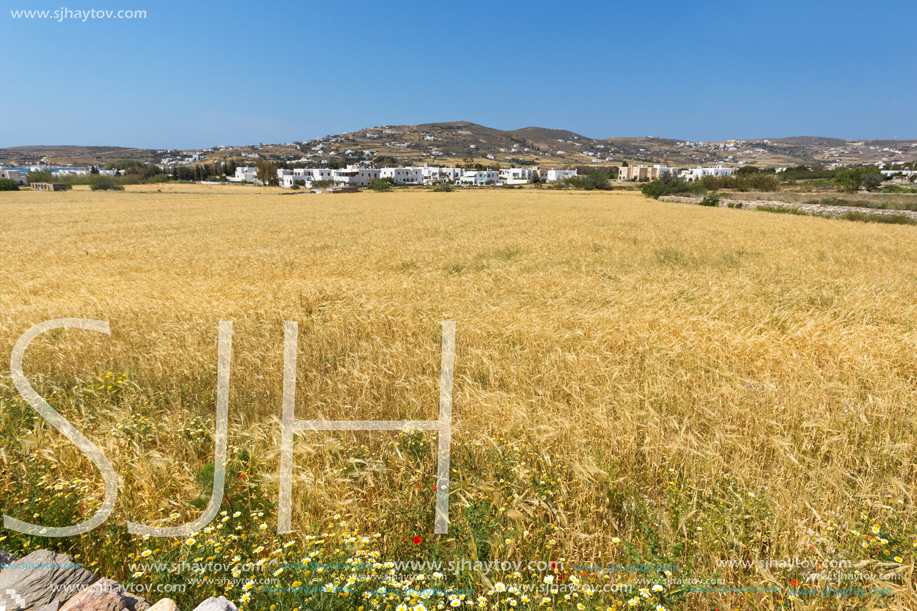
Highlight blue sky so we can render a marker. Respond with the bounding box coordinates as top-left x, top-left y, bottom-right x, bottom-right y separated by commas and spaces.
1, 0, 914, 148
